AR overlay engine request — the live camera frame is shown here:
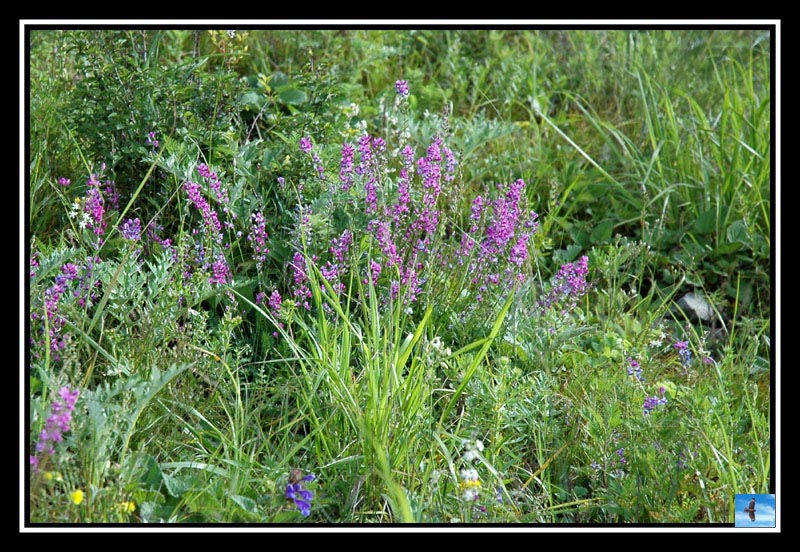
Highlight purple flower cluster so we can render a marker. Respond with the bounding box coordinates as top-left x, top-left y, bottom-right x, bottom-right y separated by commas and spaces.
283, 82, 547, 319
643, 387, 668, 415
146, 222, 174, 253
209, 253, 231, 286
289, 127, 457, 310
248, 211, 270, 272
395, 79, 409, 97
182, 164, 238, 287
58, 177, 71, 187
627, 357, 643, 382
84, 172, 107, 236
455, 179, 539, 302
392, 145, 414, 222
339, 142, 356, 192
102, 176, 120, 213
615, 447, 627, 466
299, 137, 325, 181
320, 230, 353, 295
120, 217, 142, 241
184, 180, 222, 241
285, 470, 316, 517
674, 340, 692, 368
269, 289, 283, 314
538, 255, 590, 315
30, 258, 100, 364
356, 134, 385, 215
146, 131, 159, 149
256, 289, 285, 337
623, 356, 668, 416
384, 135, 453, 304
30, 251, 39, 278
30, 386, 80, 472
196, 164, 236, 232
291, 251, 313, 311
